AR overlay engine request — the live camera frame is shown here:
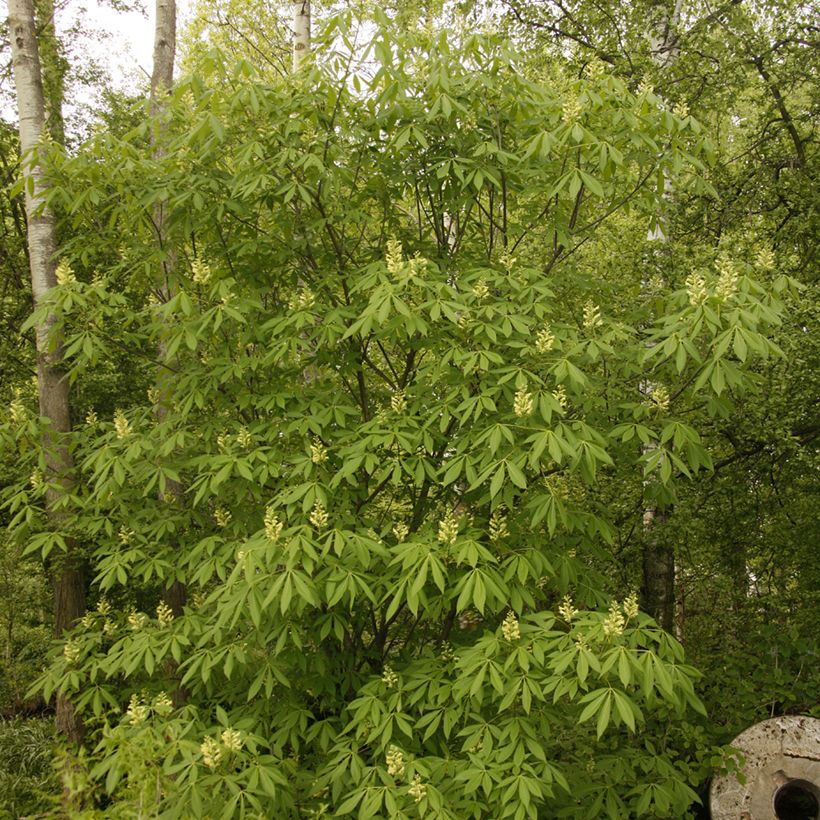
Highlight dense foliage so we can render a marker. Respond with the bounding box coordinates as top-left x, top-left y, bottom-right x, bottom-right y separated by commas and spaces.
0, 1, 816, 817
